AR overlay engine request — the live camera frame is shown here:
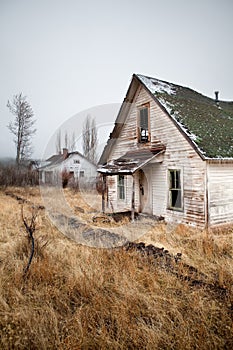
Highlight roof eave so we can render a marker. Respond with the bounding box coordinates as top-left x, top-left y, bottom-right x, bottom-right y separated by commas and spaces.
205, 158, 233, 163
98, 76, 141, 165
97, 149, 165, 175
